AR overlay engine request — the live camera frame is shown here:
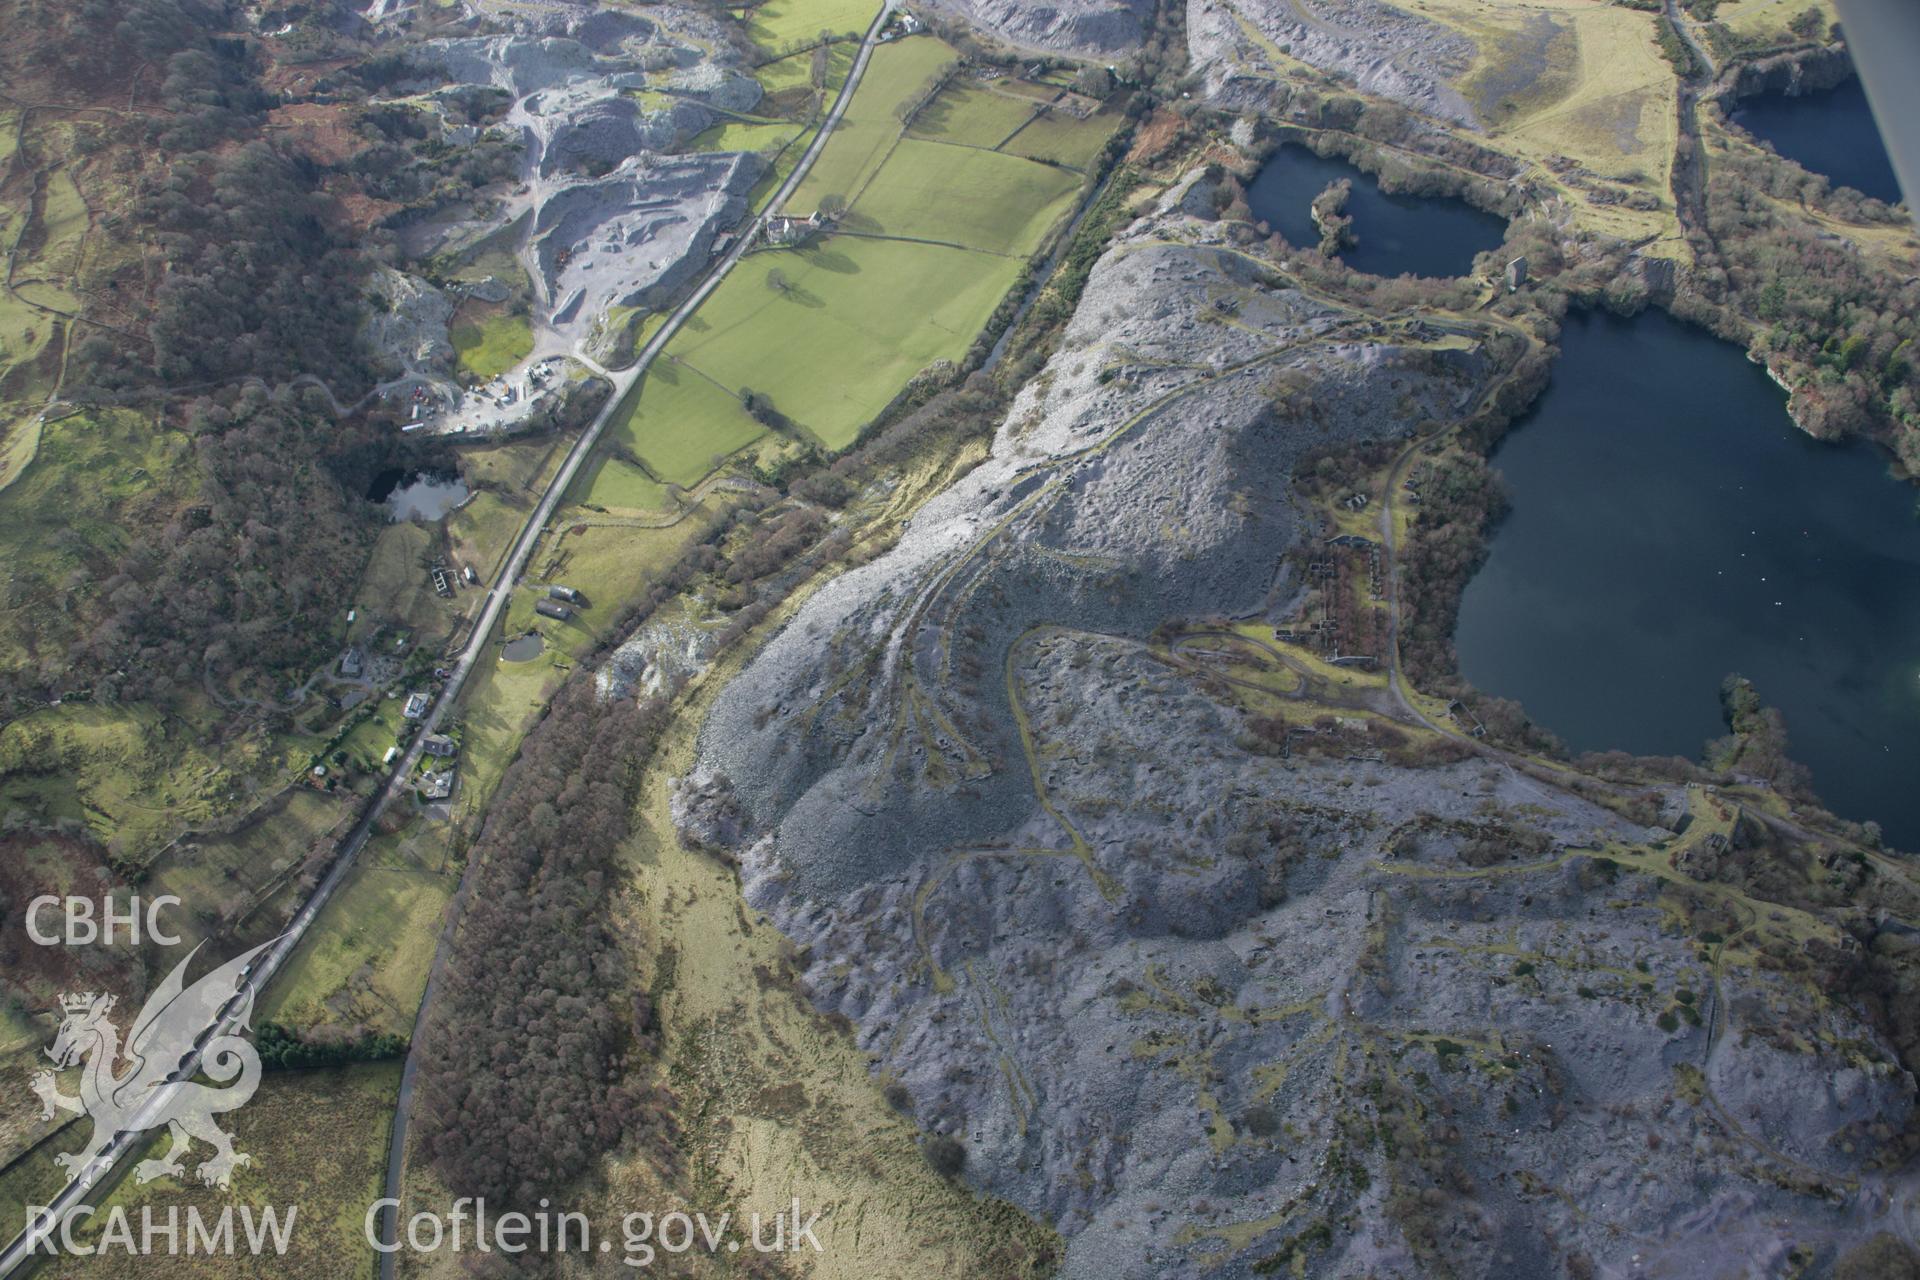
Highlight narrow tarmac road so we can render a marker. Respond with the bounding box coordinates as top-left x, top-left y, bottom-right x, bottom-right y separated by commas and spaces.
370, 6, 896, 1273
